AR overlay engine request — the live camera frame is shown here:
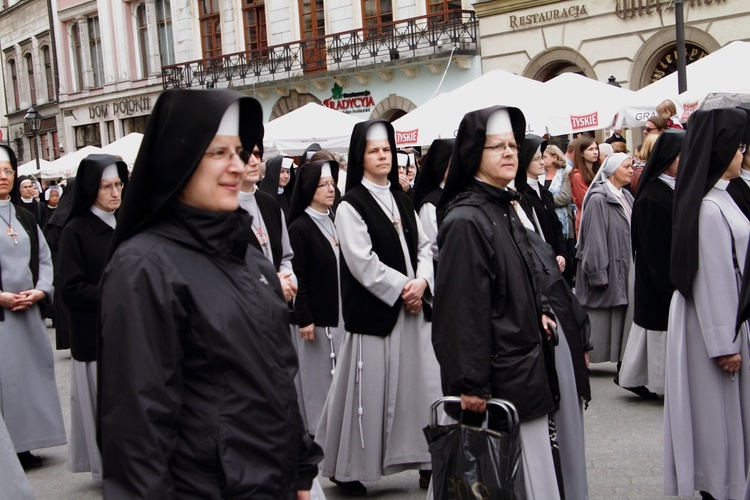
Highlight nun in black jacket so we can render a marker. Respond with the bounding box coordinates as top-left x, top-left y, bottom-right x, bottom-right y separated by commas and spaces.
98, 88, 321, 499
